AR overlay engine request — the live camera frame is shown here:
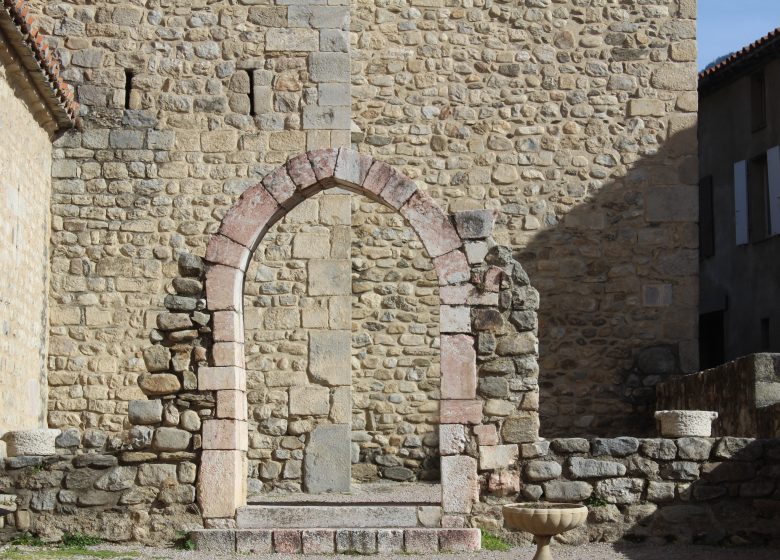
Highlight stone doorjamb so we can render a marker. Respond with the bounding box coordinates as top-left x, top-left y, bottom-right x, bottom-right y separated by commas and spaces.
198, 148, 489, 522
